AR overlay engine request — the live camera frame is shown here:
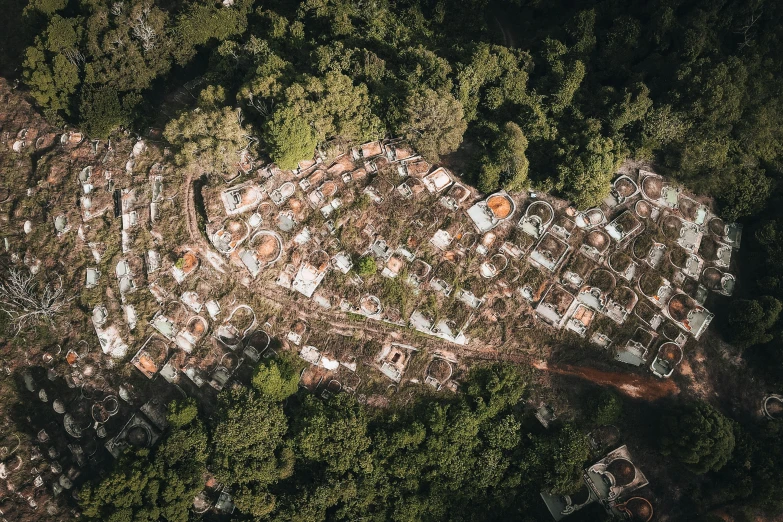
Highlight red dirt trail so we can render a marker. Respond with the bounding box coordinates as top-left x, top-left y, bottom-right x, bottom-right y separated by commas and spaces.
533, 361, 680, 400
